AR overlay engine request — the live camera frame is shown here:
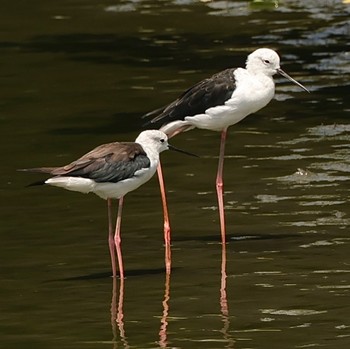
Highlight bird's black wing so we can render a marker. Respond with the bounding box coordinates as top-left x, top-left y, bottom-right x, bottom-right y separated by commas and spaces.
143, 68, 236, 126
22, 142, 151, 184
